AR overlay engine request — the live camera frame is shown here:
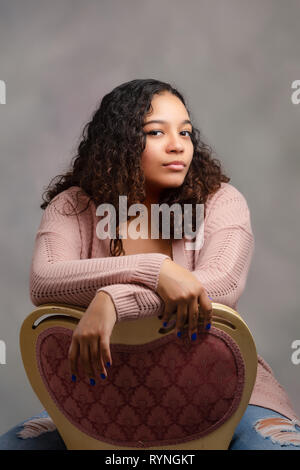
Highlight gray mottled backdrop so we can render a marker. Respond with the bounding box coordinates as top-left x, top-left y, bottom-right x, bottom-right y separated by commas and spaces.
0, 0, 299, 434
